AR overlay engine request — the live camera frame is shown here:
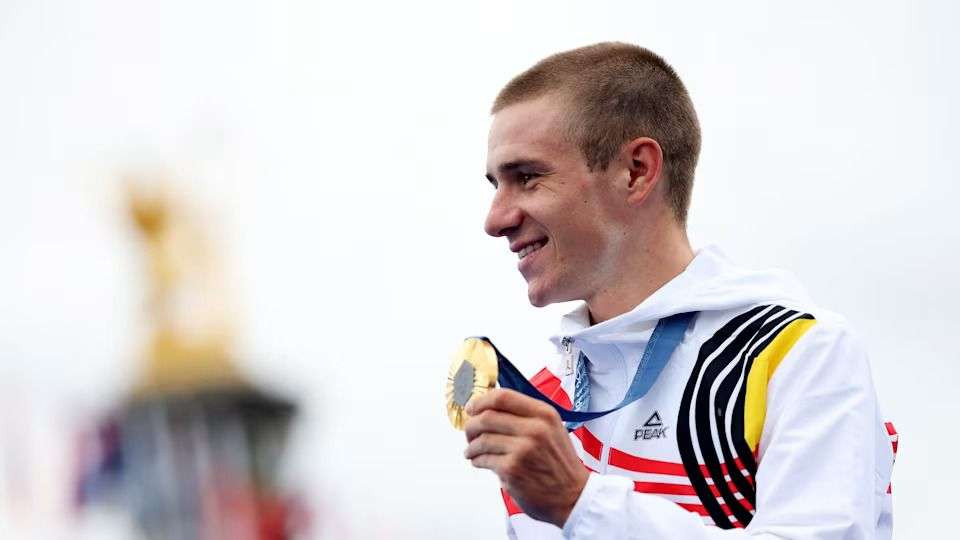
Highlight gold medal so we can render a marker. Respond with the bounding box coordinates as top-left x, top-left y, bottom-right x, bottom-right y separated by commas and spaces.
445, 337, 498, 430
